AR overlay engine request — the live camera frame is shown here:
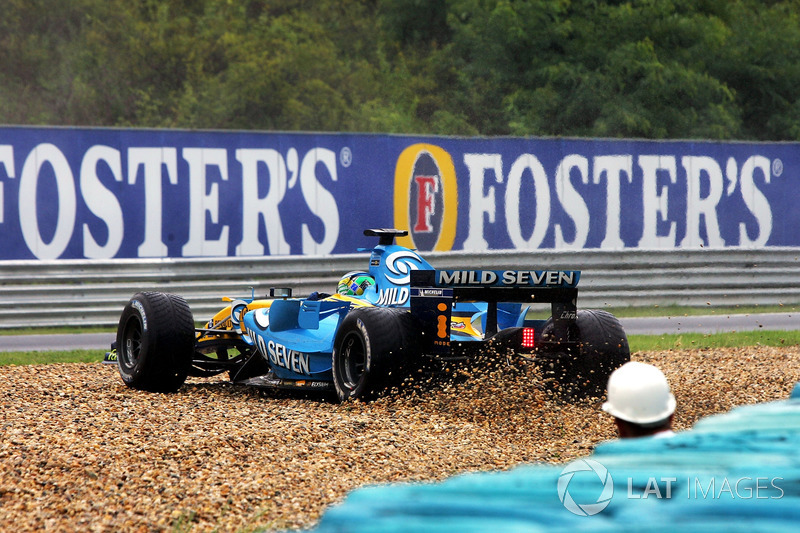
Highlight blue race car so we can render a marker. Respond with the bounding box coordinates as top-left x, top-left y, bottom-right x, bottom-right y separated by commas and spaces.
107, 229, 629, 401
